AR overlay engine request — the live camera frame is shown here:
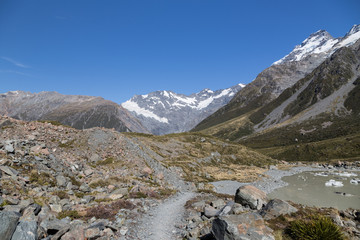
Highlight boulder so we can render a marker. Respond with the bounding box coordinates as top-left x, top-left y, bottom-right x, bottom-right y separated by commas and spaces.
61, 225, 85, 240
56, 175, 67, 188
212, 213, 274, 240
11, 220, 38, 240
235, 185, 268, 210
0, 211, 20, 240
260, 199, 298, 220
40, 218, 70, 235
